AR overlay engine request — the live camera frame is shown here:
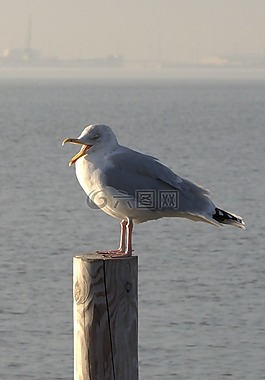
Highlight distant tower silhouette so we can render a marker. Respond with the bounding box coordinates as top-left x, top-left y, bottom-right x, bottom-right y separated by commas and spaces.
24, 15, 32, 59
